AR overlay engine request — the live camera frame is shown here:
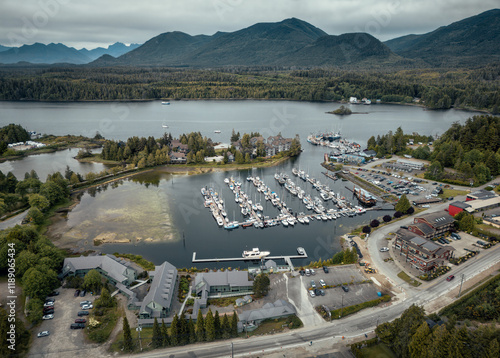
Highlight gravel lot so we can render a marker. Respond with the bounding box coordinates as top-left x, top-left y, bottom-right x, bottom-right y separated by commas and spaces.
28, 288, 98, 357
